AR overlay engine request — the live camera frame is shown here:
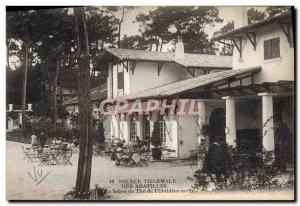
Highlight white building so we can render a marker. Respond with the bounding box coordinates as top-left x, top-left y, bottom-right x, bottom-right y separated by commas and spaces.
98, 38, 232, 158
210, 9, 294, 167
6, 104, 32, 132
98, 10, 294, 165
